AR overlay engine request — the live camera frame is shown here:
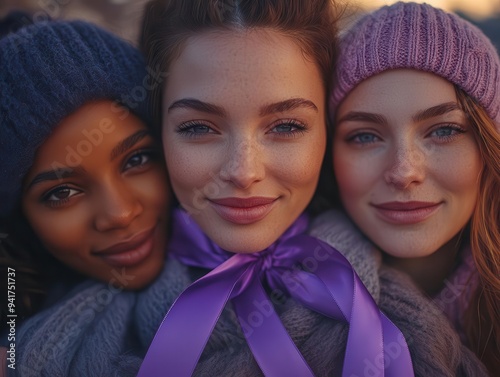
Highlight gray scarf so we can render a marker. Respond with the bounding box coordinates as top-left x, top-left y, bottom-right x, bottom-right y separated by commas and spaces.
10, 210, 488, 376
